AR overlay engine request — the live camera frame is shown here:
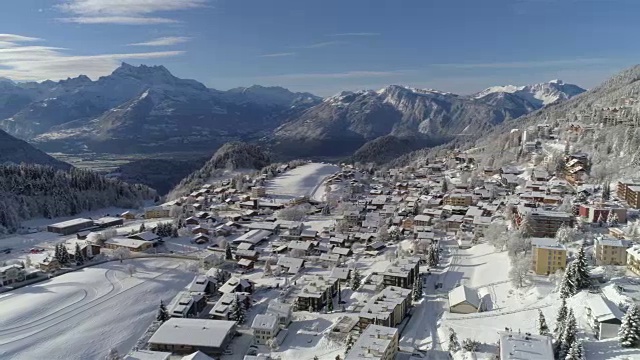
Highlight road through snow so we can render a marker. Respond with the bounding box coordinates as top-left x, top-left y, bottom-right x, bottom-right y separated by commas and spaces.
0, 258, 196, 360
